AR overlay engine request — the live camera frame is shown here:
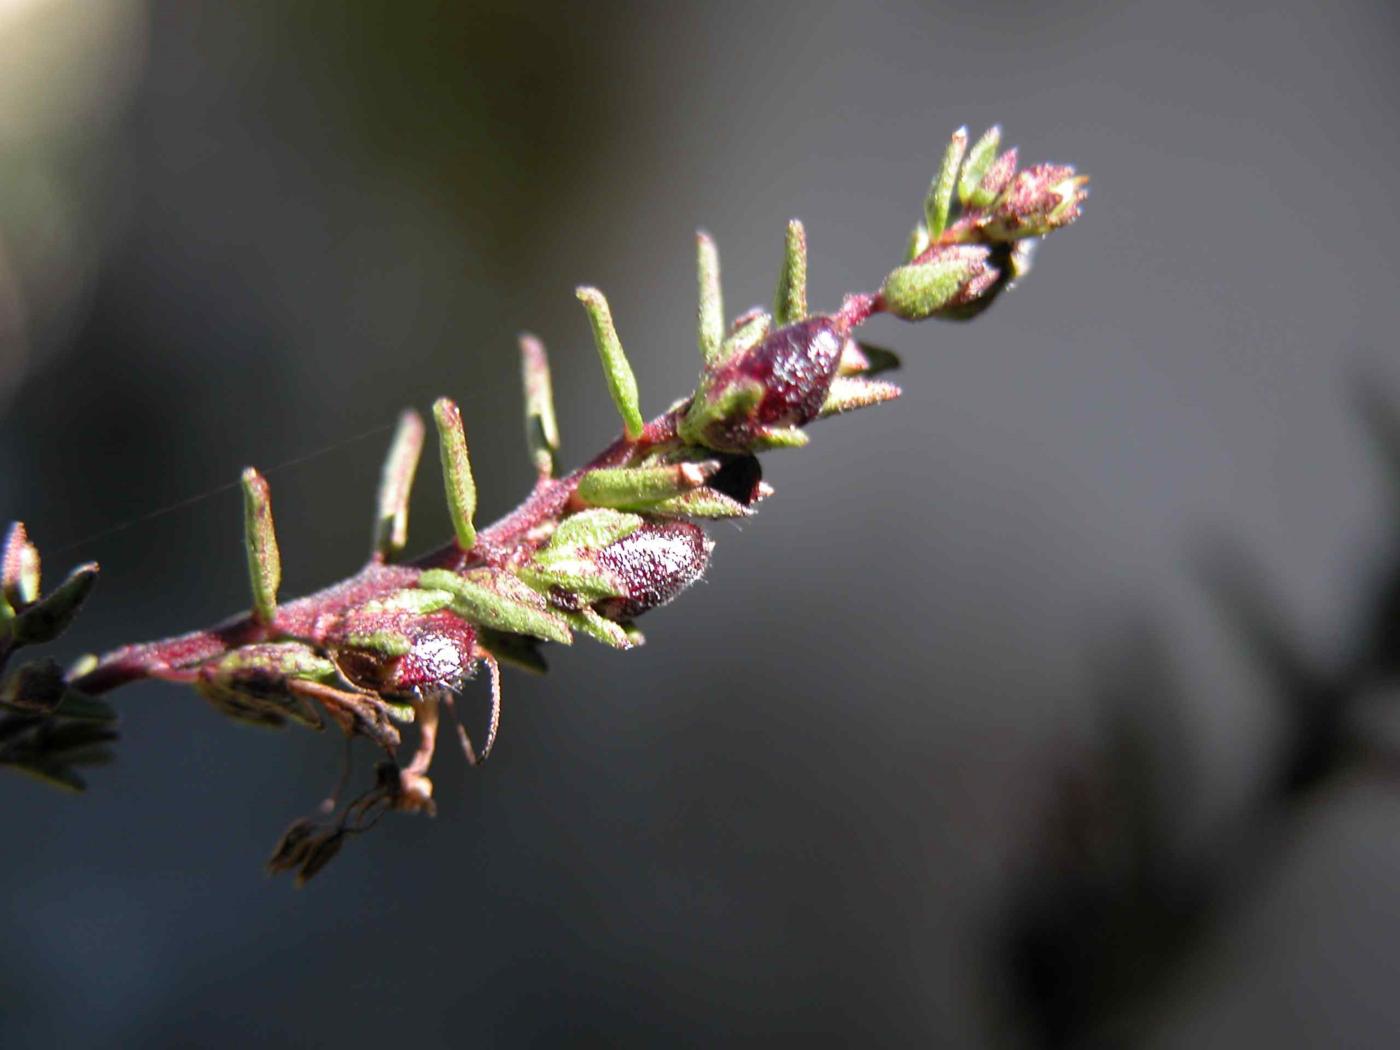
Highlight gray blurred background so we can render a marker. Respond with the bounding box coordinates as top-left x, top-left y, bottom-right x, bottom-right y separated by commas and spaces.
3, 1, 1400, 1046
